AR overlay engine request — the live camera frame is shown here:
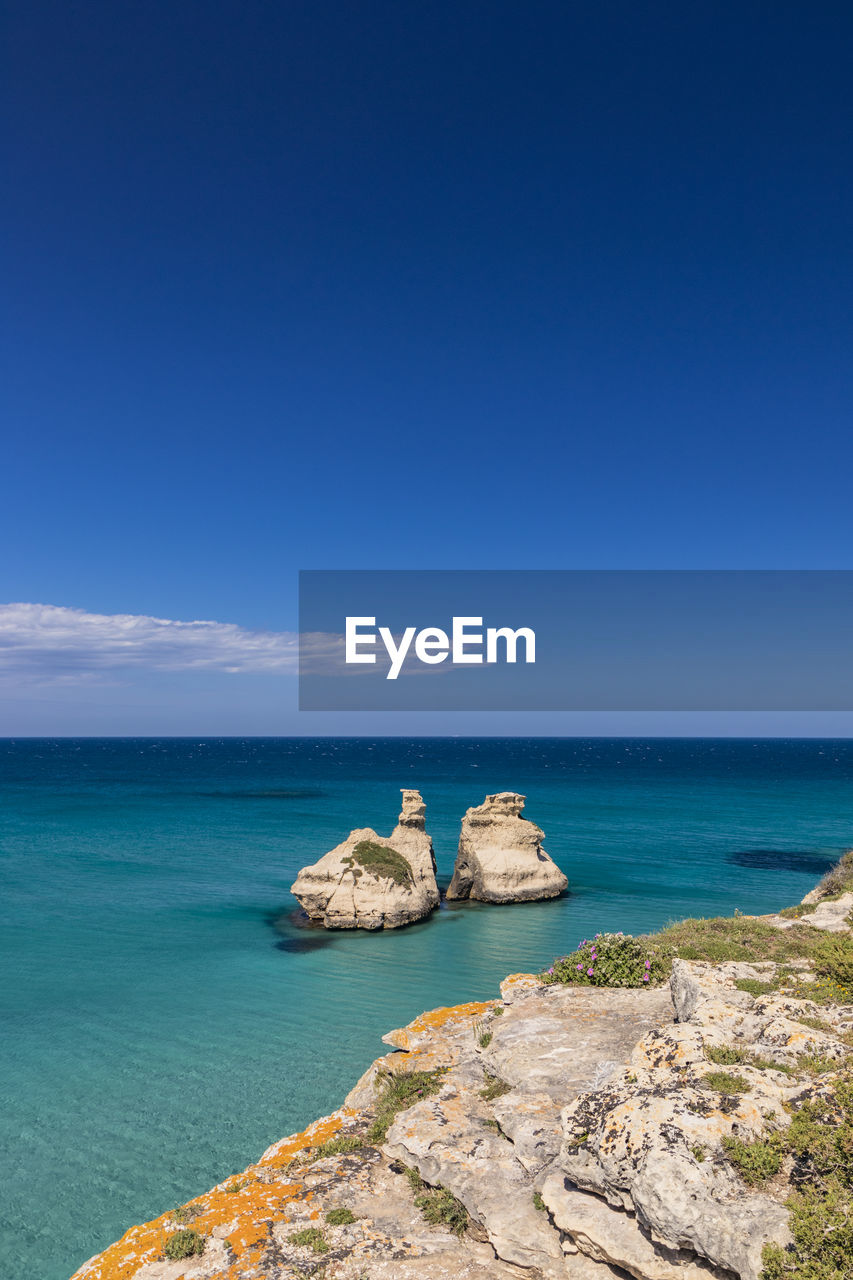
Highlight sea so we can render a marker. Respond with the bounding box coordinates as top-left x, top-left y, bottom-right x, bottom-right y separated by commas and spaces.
2, 736, 853, 1280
